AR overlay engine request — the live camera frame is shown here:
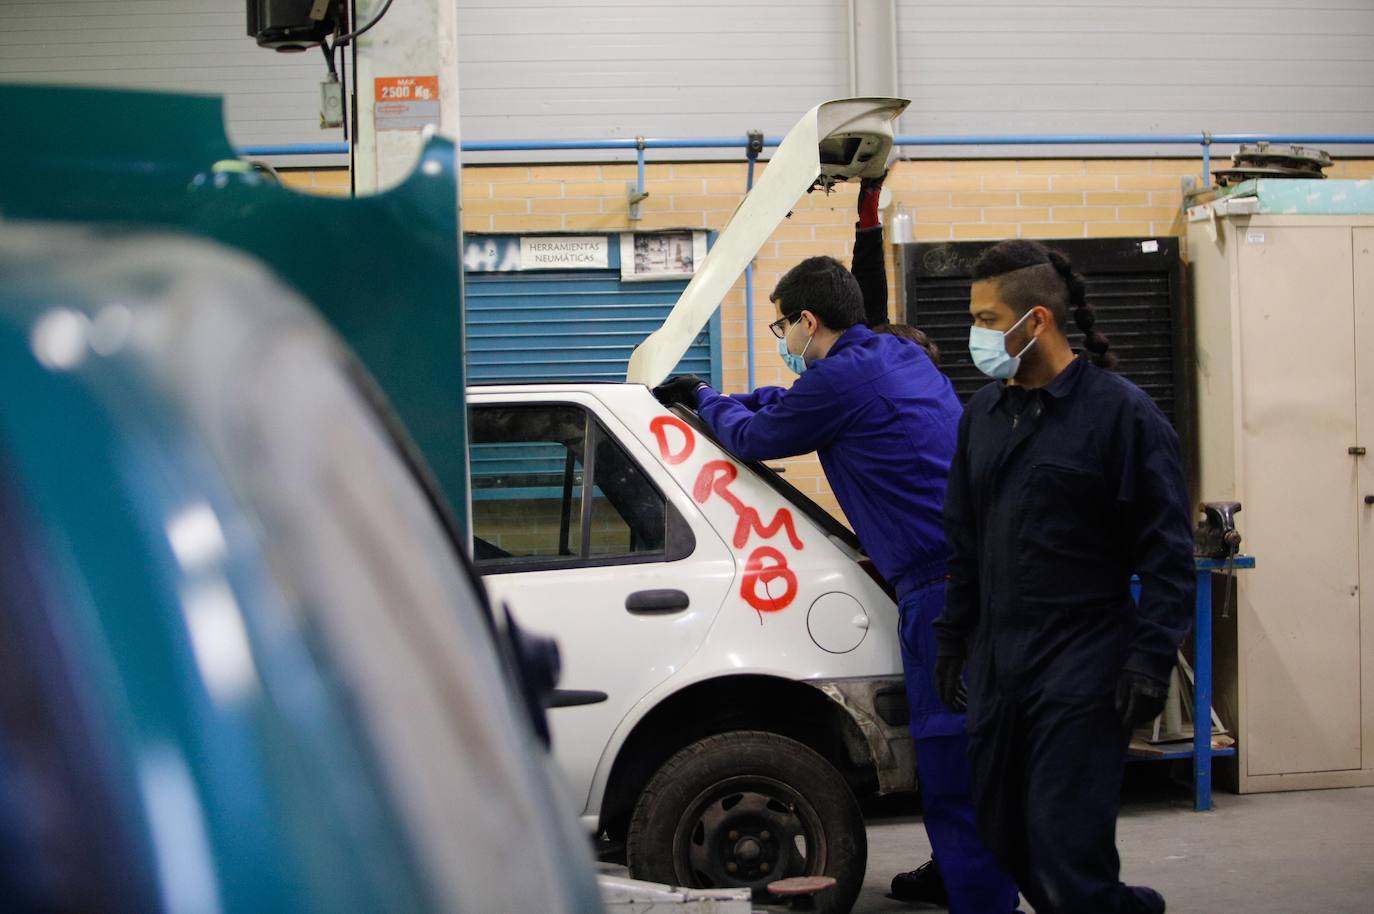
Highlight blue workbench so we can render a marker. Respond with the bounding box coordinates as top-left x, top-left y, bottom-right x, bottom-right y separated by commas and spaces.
1128, 556, 1255, 811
